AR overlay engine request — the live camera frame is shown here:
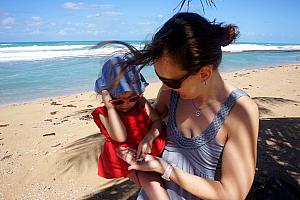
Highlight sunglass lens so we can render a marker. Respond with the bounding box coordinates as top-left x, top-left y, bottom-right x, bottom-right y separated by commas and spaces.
129, 96, 140, 102
111, 100, 124, 105
165, 81, 180, 89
